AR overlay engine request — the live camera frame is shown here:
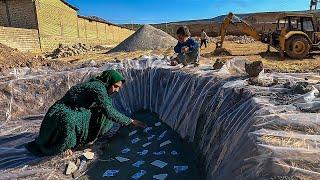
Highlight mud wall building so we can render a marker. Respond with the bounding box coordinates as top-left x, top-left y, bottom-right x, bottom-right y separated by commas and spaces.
0, 0, 134, 52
